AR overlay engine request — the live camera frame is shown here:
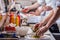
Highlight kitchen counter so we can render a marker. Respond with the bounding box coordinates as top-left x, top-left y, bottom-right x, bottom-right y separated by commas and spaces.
0, 14, 56, 40
18, 24, 56, 40
0, 30, 56, 40
0, 29, 56, 40
17, 30, 55, 40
